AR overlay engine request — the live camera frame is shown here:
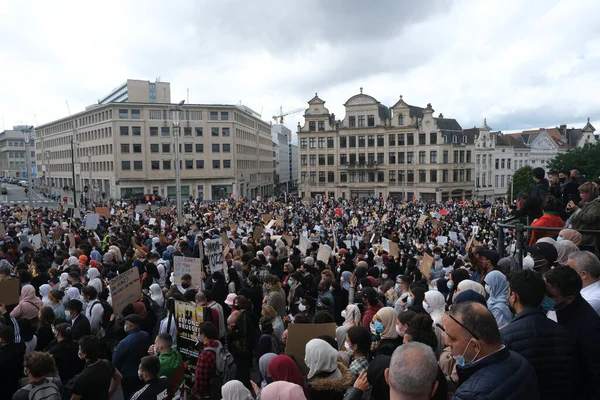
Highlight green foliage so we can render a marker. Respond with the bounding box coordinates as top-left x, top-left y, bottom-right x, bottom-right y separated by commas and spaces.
546, 141, 600, 179
507, 166, 534, 201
